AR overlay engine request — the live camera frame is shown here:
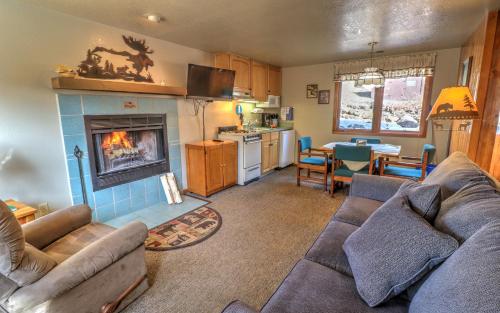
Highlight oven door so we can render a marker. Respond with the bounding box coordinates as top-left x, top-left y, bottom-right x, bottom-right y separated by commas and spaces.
243, 140, 262, 168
